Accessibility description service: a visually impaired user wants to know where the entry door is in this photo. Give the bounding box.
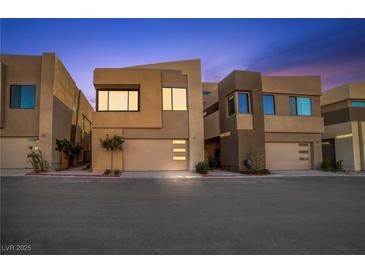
[322,138,336,166]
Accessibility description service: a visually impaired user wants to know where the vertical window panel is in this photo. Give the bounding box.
[128,91,139,111]
[20,85,36,108]
[10,85,21,108]
[172,88,187,110]
[109,90,128,110]
[98,90,108,111]
[289,96,297,115]
[238,93,249,113]
[297,97,312,116]
[263,95,275,115]
[163,88,172,110]
[227,95,235,116]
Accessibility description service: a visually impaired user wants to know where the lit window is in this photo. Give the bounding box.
[289,96,312,116]
[351,101,365,107]
[173,148,186,152]
[227,95,235,116]
[263,95,275,115]
[238,93,249,114]
[173,140,186,144]
[162,88,187,111]
[173,156,186,161]
[97,90,139,111]
[10,85,36,109]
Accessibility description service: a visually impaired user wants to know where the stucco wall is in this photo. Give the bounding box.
[132,60,204,171]
[92,128,124,172]
[0,54,42,137]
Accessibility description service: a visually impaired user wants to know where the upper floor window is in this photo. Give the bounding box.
[97,90,139,111]
[263,95,275,115]
[351,101,365,107]
[227,94,235,116]
[162,88,187,111]
[289,96,312,116]
[203,91,212,96]
[10,85,36,109]
[238,92,249,114]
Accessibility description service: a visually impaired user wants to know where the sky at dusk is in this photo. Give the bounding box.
[1,18,365,107]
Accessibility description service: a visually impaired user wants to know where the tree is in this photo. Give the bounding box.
[100,135,124,171]
[55,138,70,170]
[55,138,82,169]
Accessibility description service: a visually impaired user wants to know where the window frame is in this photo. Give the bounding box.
[9,85,36,109]
[96,89,140,112]
[262,94,276,115]
[162,87,188,111]
[289,96,312,116]
[351,101,365,107]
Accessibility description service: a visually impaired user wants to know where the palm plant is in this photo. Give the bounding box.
[100,135,124,171]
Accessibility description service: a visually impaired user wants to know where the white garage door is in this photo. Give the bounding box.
[265,142,311,170]
[123,139,188,171]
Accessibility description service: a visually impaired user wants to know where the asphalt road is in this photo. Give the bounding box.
[1,175,365,254]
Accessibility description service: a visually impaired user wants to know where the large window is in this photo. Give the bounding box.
[289,96,312,116]
[10,85,36,109]
[238,93,249,114]
[227,94,235,116]
[162,88,187,111]
[351,101,365,107]
[263,95,275,115]
[97,90,139,111]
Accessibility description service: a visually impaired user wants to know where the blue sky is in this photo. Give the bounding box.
[1,18,365,106]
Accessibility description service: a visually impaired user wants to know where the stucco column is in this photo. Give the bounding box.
[38,53,56,169]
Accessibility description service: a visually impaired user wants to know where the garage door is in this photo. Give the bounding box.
[123,139,188,171]
[265,143,311,170]
[0,137,35,168]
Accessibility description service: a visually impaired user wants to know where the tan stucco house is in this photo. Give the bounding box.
[203,71,324,171]
[91,59,204,172]
[0,53,93,170]
[321,82,365,171]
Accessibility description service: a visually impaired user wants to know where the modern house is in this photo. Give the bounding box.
[91,59,204,172]
[321,83,365,171]
[203,71,324,171]
[0,53,93,170]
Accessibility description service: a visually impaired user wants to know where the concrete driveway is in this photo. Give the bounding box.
[1,175,365,254]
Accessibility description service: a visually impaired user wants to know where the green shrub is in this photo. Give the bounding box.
[335,160,344,171]
[320,159,332,171]
[195,161,209,174]
[240,168,270,175]
[104,169,111,175]
[114,169,121,176]
[27,149,49,173]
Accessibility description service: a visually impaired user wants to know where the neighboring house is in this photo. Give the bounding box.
[321,83,365,171]
[0,53,93,169]
[91,59,204,172]
[203,70,324,171]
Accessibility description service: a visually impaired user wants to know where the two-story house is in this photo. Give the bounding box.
[321,83,365,171]
[0,53,93,170]
[91,59,204,172]
[203,70,324,171]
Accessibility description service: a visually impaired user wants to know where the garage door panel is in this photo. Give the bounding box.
[123,139,187,171]
[265,142,311,170]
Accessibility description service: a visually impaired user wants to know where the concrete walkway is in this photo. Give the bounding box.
[2,168,363,178]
